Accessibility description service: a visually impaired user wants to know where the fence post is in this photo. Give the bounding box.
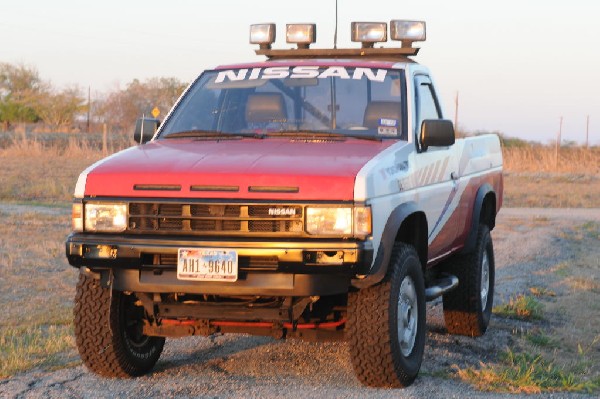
[555,116,562,170]
[103,123,108,156]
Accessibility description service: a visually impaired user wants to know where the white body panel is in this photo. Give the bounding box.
[355,61,502,269]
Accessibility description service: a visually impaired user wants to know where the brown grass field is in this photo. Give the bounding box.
[502,146,600,208]
[1,134,599,208]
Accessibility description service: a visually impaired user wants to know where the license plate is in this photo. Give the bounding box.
[177,248,238,282]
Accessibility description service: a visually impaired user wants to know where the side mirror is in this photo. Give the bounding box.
[134,117,160,144]
[420,119,455,151]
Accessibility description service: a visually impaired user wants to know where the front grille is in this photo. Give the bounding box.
[151,253,279,271]
[128,202,304,237]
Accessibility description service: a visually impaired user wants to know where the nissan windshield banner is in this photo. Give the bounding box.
[215,67,388,83]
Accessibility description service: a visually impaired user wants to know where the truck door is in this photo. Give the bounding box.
[413,75,459,263]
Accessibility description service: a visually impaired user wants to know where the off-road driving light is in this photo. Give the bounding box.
[390,20,426,46]
[286,24,316,49]
[84,202,127,232]
[250,23,276,50]
[351,22,387,48]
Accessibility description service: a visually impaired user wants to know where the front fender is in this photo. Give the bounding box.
[352,201,421,288]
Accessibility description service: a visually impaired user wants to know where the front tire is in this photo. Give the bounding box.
[443,224,495,336]
[348,243,426,387]
[73,273,165,377]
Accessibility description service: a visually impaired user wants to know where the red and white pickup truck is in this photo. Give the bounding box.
[66,21,503,387]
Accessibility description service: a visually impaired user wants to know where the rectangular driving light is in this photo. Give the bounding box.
[390,20,426,47]
[351,22,387,48]
[250,23,276,49]
[286,24,316,49]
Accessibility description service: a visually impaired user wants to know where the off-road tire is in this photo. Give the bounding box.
[348,243,426,387]
[443,224,495,336]
[73,273,165,377]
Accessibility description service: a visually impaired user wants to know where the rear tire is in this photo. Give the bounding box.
[348,243,426,387]
[74,273,165,377]
[443,224,495,336]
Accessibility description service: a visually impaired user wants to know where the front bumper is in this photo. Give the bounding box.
[65,233,373,296]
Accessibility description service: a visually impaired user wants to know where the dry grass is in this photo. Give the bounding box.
[457,221,600,394]
[1,132,600,208]
[0,209,80,376]
[503,146,600,174]
[502,146,600,208]
[455,350,599,394]
[503,173,600,208]
[0,324,78,378]
[0,134,126,204]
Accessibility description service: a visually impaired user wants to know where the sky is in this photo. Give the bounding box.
[2,0,599,145]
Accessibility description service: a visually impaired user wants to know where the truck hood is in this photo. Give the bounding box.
[80,138,395,201]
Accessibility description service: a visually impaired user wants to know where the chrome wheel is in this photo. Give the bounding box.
[480,251,490,308]
[398,275,418,357]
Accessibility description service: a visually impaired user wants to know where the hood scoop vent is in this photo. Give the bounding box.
[248,186,299,193]
[134,184,181,191]
[191,185,240,192]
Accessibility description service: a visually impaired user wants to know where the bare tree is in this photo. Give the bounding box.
[31,85,86,130]
[96,77,187,133]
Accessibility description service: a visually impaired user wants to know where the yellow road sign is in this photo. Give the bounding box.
[151,107,160,118]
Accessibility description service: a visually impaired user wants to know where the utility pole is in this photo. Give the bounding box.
[87,86,91,134]
[454,91,459,135]
[586,115,590,149]
[555,116,562,169]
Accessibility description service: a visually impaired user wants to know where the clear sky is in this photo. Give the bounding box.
[2,0,599,144]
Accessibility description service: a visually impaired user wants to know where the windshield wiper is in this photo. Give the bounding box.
[163,130,265,139]
[267,131,382,141]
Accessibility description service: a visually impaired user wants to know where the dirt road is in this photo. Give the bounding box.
[1,207,599,398]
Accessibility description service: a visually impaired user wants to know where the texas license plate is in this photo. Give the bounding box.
[177,248,238,282]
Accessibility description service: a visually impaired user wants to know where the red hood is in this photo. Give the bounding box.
[84,138,394,201]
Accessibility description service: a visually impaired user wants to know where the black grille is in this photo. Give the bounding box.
[128,202,304,236]
[151,253,278,271]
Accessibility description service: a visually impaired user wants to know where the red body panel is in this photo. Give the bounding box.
[215,60,401,70]
[428,170,504,265]
[84,138,394,201]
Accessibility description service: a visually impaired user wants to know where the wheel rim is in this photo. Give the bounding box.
[397,275,418,357]
[481,251,490,309]
[122,297,152,352]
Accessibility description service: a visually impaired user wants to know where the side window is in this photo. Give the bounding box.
[415,75,441,131]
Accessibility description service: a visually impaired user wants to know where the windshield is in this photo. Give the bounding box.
[159,66,406,140]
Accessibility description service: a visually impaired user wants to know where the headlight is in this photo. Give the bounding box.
[84,202,127,232]
[306,206,371,237]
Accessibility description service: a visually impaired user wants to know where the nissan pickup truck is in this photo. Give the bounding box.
[66,20,503,387]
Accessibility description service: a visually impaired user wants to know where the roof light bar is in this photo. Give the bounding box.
[250,23,276,50]
[286,24,316,49]
[351,22,387,48]
[390,20,426,47]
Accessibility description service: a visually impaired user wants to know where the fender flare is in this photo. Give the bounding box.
[352,201,421,288]
[461,183,495,254]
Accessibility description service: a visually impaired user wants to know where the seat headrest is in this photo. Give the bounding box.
[363,101,401,129]
[245,93,287,123]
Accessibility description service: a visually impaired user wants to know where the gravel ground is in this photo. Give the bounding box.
[1,206,599,398]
